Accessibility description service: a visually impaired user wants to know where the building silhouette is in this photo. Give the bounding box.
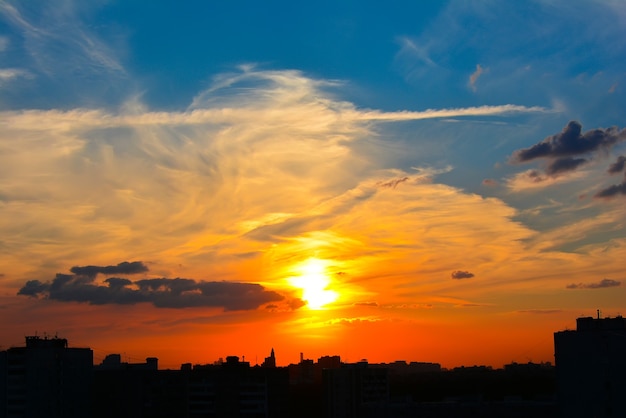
[0,335,560,418]
[0,336,92,418]
[554,315,626,418]
[262,348,276,368]
[92,354,187,418]
[187,355,289,418]
[323,361,389,418]
[92,353,289,418]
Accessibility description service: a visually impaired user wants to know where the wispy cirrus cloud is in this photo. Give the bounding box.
[0,1,124,76]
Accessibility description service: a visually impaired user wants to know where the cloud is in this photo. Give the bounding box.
[517,309,563,315]
[607,155,626,174]
[354,301,379,307]
[70,261,149,278]
[593,155,626,199]
[354,104,547,122]
[17,265,284,311]
[0,68,30,84]
[0,66,581,314]
[468,64,485,92]
[594,179,626,199]
[377,177,409,189]
[511,121,625,163]
[507,121,626,196]
[482,178,498,187]
[451,270,474,280]
[566,278,621,289]
[506,168,587,192]
[17,279,49,296]
[0,1,125,75]
[545,157,588,175]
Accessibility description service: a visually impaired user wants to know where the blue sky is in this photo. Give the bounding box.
[1,0,626,366]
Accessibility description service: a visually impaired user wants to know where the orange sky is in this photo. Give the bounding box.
[2,69,626,368]
[2,3,626,368]
[2,83,624,367]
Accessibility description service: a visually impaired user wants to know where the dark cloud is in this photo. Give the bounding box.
[18,268,284,311]
[104,277,133,289]
[511,121,625,163]
[608,155,626,174]
[70,261,148,278]
[451,270,474,280]
[545,157,588,175]
[482,178,498,187]
[510,122,626,197]
[17,280,50,296]
[566,278,621,289]
[594,156,626,199]
[594,178,626,199]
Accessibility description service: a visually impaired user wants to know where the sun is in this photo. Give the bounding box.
[289,258,338,310]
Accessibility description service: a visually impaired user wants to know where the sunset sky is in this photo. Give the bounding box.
[1,0,625,369]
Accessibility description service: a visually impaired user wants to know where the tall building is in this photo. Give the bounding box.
[0,336,93,418]
[554,315,626,418]
[262,348,276,368]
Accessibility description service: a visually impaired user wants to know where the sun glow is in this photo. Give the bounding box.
[289,258,338,310]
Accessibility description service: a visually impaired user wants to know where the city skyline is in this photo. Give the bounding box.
[1,0,626,369]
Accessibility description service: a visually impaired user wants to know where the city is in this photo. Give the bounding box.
[2,315,625,418]
[1,2,625,417]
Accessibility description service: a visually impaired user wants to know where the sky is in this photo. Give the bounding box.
[1,0,625,369]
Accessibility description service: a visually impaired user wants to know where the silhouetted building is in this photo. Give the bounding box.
[317,356,341,371]
[554,315,626,418]
[323,361,389,418]
[370,360,441,375]
[188,355,289,418]
[0,336,92,418]
[262,348,276,368]
[288,358,315,385]
[92,354,186,418]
